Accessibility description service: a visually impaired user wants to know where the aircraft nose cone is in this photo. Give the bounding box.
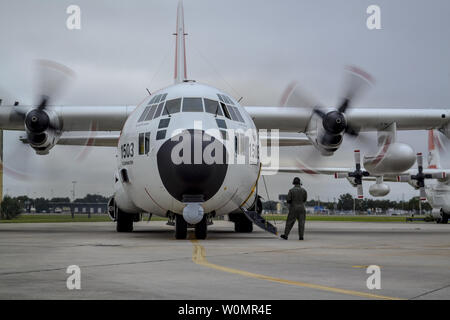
[157,129,228,202]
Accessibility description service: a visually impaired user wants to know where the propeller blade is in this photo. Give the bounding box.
[334,172,349,179]
[345,125,360,137]
[419,187,427,201]
[34,59,75,108]
[357,184,364,199]
[416,153,423,171]
[430,172,446,179]
[397,175,412,183]
[279,81,321,109]
[338,66,374,113]
[313,108,326,118]
[354,149,361,170]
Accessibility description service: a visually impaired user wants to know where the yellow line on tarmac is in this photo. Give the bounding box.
[191,240,403,300]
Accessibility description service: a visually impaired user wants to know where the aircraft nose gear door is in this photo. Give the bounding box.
[241,208,278,236]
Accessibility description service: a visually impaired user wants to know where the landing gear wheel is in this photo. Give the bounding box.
[234,215,253,233]
[195,216,207,240]
[175,214,187,239]
[116,210,133,232]
[442,212,449,224]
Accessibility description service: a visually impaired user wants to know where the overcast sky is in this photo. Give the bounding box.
[0,0,449,202]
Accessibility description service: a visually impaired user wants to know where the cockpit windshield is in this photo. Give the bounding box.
[137,94,245,123]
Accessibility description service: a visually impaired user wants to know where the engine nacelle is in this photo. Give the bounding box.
[363,142,415,175]
[22,109,61,155]
[25,129,61,155]
[306,114,344,156]
[369,182,391,197]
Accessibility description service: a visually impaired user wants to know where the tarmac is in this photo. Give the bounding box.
[0,220,449,300]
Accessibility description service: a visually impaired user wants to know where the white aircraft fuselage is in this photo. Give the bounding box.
[116,82,260,219]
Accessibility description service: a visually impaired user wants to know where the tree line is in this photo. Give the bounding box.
[262,193,432,213]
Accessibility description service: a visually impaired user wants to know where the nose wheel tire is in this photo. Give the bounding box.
[116,210,133,232]
[175,214,188,239]
[195,216,207,240]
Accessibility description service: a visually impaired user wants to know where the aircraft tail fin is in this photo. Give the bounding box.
[428,129,442,169]
[174,0,187,83]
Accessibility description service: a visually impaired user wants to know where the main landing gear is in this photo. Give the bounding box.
[116,210,140,232]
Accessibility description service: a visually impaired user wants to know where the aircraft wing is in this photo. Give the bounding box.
[18,131,121,147]
[2,105,448,133]
[0,105,136,131]
[262,166,349,176]
[57,132,120,147]
[260,134,311,147]
[244,106,450,132]
[264,166,402,182]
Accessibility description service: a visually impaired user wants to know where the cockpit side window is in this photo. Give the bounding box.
[149,94,161,104]
[231,106,245,123]
[224,95,234,105]
[227,105,238,121]
[162,98,181,116]
[144,105,157,121]
[204,99,223,116]
[154,102,165,119]
[138,106,151,122]
[220,102,231,119]
[217,93,243,122]
[182,98,203,112]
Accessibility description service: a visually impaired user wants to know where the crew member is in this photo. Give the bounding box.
[281,177,307,240]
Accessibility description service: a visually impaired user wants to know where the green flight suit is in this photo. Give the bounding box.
[284,185,307,239]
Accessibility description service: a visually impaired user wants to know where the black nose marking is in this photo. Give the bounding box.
[157,129,228,202]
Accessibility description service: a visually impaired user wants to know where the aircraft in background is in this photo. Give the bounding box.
[416,130,449,223]
[1,0,449,239]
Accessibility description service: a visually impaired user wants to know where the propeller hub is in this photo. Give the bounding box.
[323,111,347,134]
[25,109,50,133]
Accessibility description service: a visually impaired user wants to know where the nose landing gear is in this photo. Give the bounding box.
[194,215,207,240]
[174,213,209,240]
[175,214,188,239]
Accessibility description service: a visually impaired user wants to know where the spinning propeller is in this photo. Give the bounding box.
[335,150,370,199]
[397,153,445,201]
[13,60,75,145]
[281,66,374,147]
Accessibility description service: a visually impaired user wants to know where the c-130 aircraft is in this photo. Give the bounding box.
[1,0,449,239]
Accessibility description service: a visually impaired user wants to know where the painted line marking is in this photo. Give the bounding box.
[191,240,403,300]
